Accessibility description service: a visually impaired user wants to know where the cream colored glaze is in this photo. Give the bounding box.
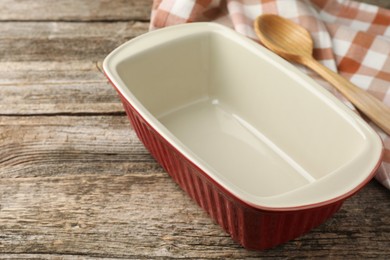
[160,98,311,197]
[103,23,383,208]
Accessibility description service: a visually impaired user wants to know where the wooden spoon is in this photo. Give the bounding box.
[254,14,390,135]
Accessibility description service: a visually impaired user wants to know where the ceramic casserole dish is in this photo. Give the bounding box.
[103,23,383,250]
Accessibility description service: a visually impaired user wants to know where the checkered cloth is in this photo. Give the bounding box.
[150,0,390,190]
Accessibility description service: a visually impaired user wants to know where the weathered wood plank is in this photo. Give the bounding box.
[0,22,149,62]
[0,61,104,84]
[0,169,388,257]
[0,116,389,258]
[0,116,159,177]
[0,61,125,115]
[0,255,104,259]
[0,21,148,39]
[0,0,152,21]
[0,0,389,258]
[0,82,123,115]
[0,23,147,113]
[0,22,148,114]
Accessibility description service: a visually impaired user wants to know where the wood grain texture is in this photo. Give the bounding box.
[0,22,149,61]
[1,0,390,258]
[0,116,389,258]
[0,176,387,259]
[0,0,152,21]
[0,62,124,115]
[0,116,155,177]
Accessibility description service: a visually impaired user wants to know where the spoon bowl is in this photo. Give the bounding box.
[254,14,390,136]
[255,14,313,63]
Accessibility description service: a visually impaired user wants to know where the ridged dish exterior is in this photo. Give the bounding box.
[118,94,344,250]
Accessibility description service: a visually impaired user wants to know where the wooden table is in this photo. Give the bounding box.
[1,0,389,258]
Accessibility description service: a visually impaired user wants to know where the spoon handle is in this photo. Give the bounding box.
[304,57,390,135]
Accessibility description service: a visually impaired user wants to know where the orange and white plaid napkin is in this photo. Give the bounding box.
[150,0,390,190]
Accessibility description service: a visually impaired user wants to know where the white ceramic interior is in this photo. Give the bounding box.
[103,23,383,208]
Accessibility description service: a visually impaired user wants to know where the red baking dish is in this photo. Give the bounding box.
[103,23,383,250]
